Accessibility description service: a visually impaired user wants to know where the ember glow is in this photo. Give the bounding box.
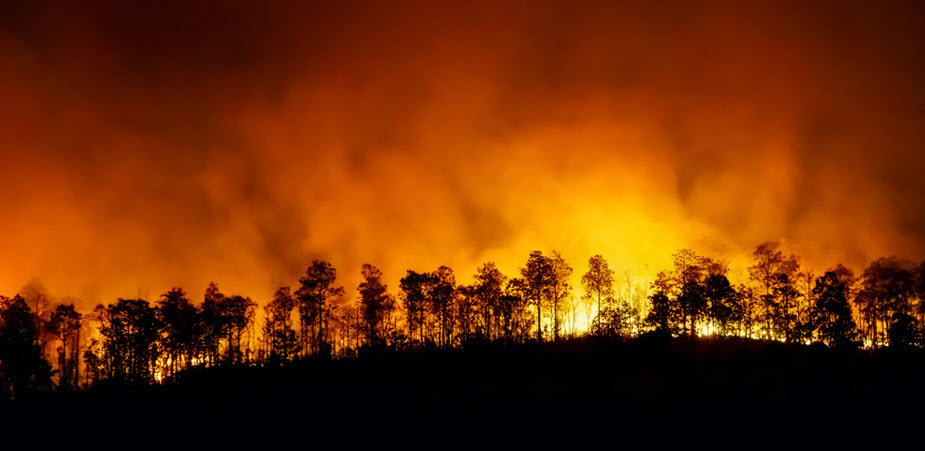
[1,1,924,307]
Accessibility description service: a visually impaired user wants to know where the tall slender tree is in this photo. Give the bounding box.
[582,255,615,335]
[521,251,555,342]
[400,270,430,346]
[201,282,225,366]
[48,303,82,389]
[217,295,256,364]
[431,266,456,348]
[549,252,572,341]
[502,277,531,342]
[157,288,198,378]
[749,242,799,340]
[771,273,803,342]
[19,280,53,363]
[474,262,506,340]
[704,274,737,336]
[263,286,298,363]
[296,260,345,357]
[358,264,391,347]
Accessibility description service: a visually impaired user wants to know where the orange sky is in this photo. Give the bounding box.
[1,1,924,309]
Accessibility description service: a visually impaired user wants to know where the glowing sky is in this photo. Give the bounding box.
[1,1,924,307]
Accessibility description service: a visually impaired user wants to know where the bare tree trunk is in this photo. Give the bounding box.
[553,295,558,341]
[74,327,80,389]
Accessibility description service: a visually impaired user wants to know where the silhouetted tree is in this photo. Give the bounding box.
[811,271,857,348]
[87,303,110,378]
[358,264,391,347]
[501,278,532,342]
[888,313,919,349]
[595,300,637,338]
[263,286,299,364]
[19,280,52,363]
[548,252,572,341]
[619,269,648,337]
[455,284,477,343]
[0,295,51,398]
[297,261,345,357]
[400,270,431,346]
[101,299,161,385]
[82,338,103,387]
[665,249,725,337]
[796,269,816,340]
[157,288,198,378]
[333,306,360,358]
[582,255,615,335]
[704,274,738,336]
[48,303,81,389]
[856,257,915,347]
[201,282,225,366]
[678,279,707,337]
[736,284,757,338]
[749,242,799,340]
[473,262,506,340]
[645,291,679,335]
[431,266,456,348]
[217,295,257,364]
[521,251,555,342]
[771,273,803,342]
[672,250,701,336]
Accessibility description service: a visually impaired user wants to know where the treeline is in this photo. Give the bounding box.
[2,240,925,399]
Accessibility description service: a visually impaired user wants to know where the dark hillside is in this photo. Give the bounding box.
[4,336,922,443]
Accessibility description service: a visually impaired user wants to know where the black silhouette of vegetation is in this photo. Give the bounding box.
[3,245,925,440]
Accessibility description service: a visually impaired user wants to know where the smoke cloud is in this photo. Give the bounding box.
[1,0,924,307]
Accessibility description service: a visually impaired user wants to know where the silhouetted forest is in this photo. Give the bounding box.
[3,241,925,438]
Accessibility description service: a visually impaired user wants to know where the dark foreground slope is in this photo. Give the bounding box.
[3,335,923,444]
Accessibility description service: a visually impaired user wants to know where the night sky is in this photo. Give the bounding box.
[2,0,924,307]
